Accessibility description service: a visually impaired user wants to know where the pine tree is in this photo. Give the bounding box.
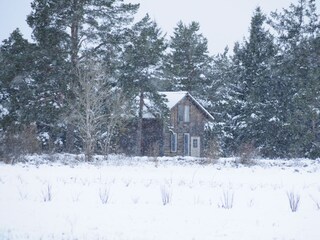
[0,29,42,156]
[228,8,277,156]
[0,29,37,129]
[26,0,139,152]
[27,0,139,67]
[203,48,238,156]
[269,0,320,157]
[165,21,210,94]
[119,14,167,156]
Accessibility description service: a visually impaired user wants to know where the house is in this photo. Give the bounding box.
[118,91,214,157]
[160,91,214,157]
[140,91,214,157]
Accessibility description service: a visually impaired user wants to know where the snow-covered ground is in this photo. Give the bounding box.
[0,155,320,240]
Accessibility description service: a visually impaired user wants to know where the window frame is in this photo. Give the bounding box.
[183,133,190,156]
[170,132,177,153]
[184,105,190,122]
[178,104,190,123]
[178,105,184,122]
[193,138,198,148]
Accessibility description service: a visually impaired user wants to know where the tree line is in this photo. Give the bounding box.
[0,0,319,161]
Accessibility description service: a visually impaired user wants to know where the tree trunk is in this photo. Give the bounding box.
[85,138,93,162]
[65,123,75,153]
[66,0,80,153]
[136,91,144,156]
[71,0,80,69]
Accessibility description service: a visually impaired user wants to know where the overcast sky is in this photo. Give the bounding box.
[0,0,318,54]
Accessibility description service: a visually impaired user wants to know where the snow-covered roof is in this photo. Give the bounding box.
[140,91,214,121]
[159,91,214,121]
[159,91,188,109]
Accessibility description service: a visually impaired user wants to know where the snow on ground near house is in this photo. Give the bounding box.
[0,155,320,240]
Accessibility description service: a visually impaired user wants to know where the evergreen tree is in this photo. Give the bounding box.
[25,0,139,152]
[27,0,139,67]
[0,29,42,156]
[165,21,210,94]
[231,7,277,156]
[269,0,320,157]
[203,48,238,156]
[119,14,167,156]
[0,29,37,129]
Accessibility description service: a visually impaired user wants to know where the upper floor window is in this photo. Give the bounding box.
[178,105,190,123]
[184,105,190,122]
[178,105,184,122]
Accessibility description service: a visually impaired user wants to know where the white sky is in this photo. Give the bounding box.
[0,0,318,54]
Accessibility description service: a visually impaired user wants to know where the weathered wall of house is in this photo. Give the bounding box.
[119,95,212,157]
[163,96,208,157]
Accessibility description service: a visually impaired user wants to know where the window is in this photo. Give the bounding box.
[184,105,190,122]
[178,105,190,122]
[178,105,184,122]
[193,138,198,148]
[184,133,190,156]
[170,132,177,152]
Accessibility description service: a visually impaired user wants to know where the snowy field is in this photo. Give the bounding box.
[1,155,320,240]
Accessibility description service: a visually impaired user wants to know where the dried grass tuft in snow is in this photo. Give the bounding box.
[18,187,28,200]
[219,190,234,209]
[99,185,110,204]
[42,184,53,202]
[310,195,320,210]
[287,191,300,212]
[160,185,172,206]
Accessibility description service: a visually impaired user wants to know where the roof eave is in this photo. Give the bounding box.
[186,93,215,121]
